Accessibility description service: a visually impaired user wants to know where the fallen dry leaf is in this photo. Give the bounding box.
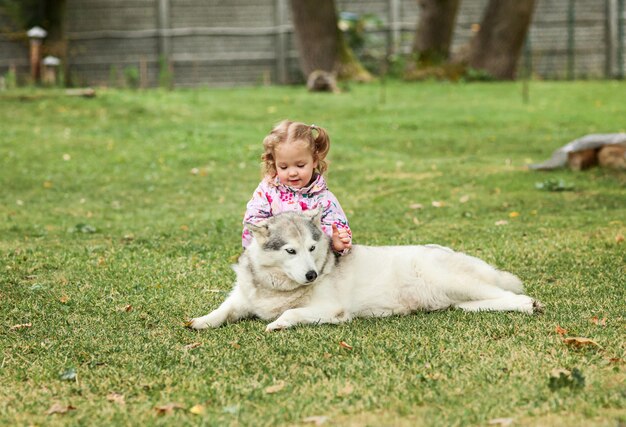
[555,325,568,336]
[431,201,445,208]
[616,234,624,243]
[459,195,470,203]
[229,341,241,349]
[106,392,125,405]
[59,295,70,304]
[337,382,354,397]
[339,341,353,350]
[563,337,601,349]
[409,203,423,210]
[154,403,185,415]
[9,323,32,331]
[508,211,520,218]
[495,220,508,226]
[45,403,76,415]
[189,404,206,415]
[265,380,286,394]
[590,316,607,326]
[303,415,329,425]
[184,342,202,350]
[488,418,514,426]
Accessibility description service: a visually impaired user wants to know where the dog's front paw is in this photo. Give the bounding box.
[265,320,291,332]
[186,314,222,330]
[532,300,545,314]
[185,317,208,330]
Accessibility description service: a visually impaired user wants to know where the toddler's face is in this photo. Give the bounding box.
[274,140,318,189]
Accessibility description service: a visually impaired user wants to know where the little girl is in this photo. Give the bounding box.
[242,120,352,254]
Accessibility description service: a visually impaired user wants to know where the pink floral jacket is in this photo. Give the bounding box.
[242,174,352,254]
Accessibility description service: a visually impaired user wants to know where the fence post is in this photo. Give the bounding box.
[567,0,575,79]
[388,0,401,54]
[274,0,288,84]
[618,0,625,78]
[157,0,172,83]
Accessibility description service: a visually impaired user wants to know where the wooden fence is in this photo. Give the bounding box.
[0,0,624,87]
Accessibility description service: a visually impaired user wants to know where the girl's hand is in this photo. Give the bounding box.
[331,224,352,252]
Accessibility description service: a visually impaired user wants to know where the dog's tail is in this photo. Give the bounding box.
[495,270,524,294]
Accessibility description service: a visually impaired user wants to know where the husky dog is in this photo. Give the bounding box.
[189,209,543,331]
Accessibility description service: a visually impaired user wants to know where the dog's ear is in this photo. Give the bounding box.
[303,205,324,226]
[245,220,270,241]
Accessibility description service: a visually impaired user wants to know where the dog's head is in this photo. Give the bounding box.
[245,207,331,286]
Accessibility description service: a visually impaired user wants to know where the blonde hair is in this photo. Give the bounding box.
[261,120,331,177]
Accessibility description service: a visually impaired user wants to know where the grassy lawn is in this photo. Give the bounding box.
[1,80,625,426]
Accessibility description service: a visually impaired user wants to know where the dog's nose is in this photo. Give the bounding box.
[305,270,318,282]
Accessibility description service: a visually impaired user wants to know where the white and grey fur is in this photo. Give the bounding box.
[189,209,543,331]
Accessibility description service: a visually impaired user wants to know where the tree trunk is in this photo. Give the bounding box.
[411,0,461,66]
[289,0,339,76]
[463,0,537,80]
[289,0,372,83]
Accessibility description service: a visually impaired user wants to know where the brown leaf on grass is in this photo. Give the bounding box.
[264,380,286,394]
[9,323,32,331]
[59,295,70,304]
[608,357,624,364]
[616,234,624,243]
[339,341,353,350]
[229,341,241,349]
[45,403,76,415]
[154,403,185,415]
[563,337,601,349]
[184,342,202,350]
[106,392,125,405]
[495,220,508,226]
[189,404,206,415]
[459,195,470,203]
[337,382,354,397]
[303,415,329,425]
[488,418,514,426]
[590,316,607,326]
[409,203,423,210]
[431,201,445,208]
[555,325,568,336]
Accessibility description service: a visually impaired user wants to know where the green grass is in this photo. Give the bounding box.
[1,81,625,426]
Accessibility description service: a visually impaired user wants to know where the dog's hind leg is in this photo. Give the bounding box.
[455,293,543,314]
[265,305,349,331]
[188,289,250,329]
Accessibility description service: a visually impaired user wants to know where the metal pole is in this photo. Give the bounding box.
[618,0,625,78]
[388,0,400,55]
[157,0,171,65]
[567,0,575,80]
[522,34,532,104]
[275,0,288,84]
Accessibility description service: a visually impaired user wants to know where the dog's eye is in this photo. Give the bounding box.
[285,248,296,255]
[309,245,316,252]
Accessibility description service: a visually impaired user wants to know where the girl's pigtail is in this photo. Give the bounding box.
[311,124,330,174]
